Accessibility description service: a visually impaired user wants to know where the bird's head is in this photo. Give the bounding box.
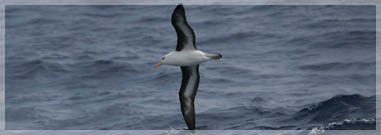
[154,52,173,68]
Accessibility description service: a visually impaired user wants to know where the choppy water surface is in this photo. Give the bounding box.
[5,5,376,130]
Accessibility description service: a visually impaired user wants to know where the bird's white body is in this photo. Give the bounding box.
[163,50,210,66]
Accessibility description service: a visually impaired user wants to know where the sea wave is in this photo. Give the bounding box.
[291,94,375,129]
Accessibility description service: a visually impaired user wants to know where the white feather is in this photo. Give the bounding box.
[162,50,211,66]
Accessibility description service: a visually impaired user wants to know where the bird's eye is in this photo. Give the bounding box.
[162,57,165,60]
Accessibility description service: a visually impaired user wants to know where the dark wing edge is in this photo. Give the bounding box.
[172,4,196,51]
[179,65,199,130]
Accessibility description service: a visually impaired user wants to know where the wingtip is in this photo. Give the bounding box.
[173,3,185,17]
[175,3,184,11]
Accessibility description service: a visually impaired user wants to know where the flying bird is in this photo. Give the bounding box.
[154,4,222,130]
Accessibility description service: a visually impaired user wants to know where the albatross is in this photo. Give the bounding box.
[154,4,222,130]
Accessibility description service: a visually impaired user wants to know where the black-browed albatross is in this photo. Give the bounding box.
[154,4,222,130]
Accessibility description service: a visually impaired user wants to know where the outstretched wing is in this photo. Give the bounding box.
[179,65,199,130]
[172,4,196,51]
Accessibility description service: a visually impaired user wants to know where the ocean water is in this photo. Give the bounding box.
[5,5,376,130]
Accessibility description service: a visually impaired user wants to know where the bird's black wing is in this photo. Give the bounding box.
[172,4,196,51]
[179,65,199,130]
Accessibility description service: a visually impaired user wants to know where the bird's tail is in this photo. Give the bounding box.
[206,53,222,60]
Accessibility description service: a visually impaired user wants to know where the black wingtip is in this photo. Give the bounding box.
[174,4,184,14]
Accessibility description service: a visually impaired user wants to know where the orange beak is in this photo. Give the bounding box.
[154,60,162,68]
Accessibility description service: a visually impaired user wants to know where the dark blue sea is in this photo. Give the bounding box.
[5,5,376,130]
